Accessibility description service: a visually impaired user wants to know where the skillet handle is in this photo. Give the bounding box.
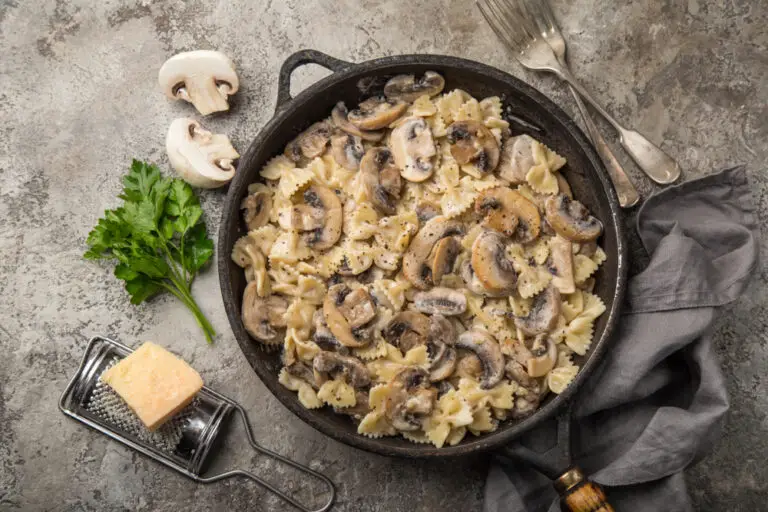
[276,49,354,112]
[555,467,614,512]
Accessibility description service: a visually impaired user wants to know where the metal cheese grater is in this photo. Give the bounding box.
[59,336,335,512]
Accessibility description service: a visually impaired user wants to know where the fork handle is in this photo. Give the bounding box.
[555,67,680,185]
[568,86,639,207]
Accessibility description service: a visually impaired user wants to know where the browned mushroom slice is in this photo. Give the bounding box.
[348,96,408,131]
[323,284,371,348]
[476,187,541,243]
[513,285,561,335]
[284,120,332,162]
[335,390,371,418]
[459,260,505,298]
[313,350,371,388]
[312,310,350,355]
[427,315,458,382]
[331,102,385,142]
[241,283,288,343]
[384,71,445,103]
[336,288,377,328]
[240,190,272,230]
[385,367,437,431]
[360,147,402,215]
[302,184,343,251]
[548,235,575,294]
[382,311,431,353]
[456,329,505,389]
[402,216,465,289]
[446,120,500,174]
[544,194,603,242]
[285,361,320,389]
[390,117,436,182]
[556,174,573,198]
[277,204,325,231]
[413,287,467,316]
[416,201,441,223]
[471,230,518,294]
[330,132,365,170]
[429,236,461,285]
[526,335,558,378]
[496,135,535,184]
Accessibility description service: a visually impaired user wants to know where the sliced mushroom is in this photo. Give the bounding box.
[403,216,465,289]
[240,190,271,230]
[548,235,575,294]
[496,135,535,184]
[323,284,372,348]
[474,187,541,242]
[382,311,430,353]
[459,260,505,297]
[277,204,325,231]
[335,391,371,418]
[471,230,518,294]
[313,351,371,388]
[446,120,500,174]
[330,133,365,170]
[331,102,385,142]
[513,285,561,335]
[383,71,445,103]
[544,194,603,242]
[241,283,288,343]
[359,147,402,215]
[284,121,332,162]
[166,118,239,189]
[158,50,238,115]
[413,287,467,316]
[390,117,436,182]
[505,359,545,419]
[285,361,320,389]
[526,335,558,378]
[348,96,408,131]
[336,288,377,328]
[312,310,350,355]
[385,367,437,431]
[556,174,573,198]
[416,201,441,223]
[455,351,484,380]
[428,315,458,382]
[456,329,505,389]
[429,236,461,285]
[301,184,343,251]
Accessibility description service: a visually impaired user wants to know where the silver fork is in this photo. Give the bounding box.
[478,0,681,186]
[522,0,639,207]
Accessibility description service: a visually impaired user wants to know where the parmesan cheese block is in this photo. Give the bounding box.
[101,342,203,431]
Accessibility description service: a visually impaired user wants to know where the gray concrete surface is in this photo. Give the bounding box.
[1,0,766,510]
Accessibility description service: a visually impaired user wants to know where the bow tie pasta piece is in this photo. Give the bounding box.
[279,368,323,410]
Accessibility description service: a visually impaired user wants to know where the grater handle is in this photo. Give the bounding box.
[198,404,335,512]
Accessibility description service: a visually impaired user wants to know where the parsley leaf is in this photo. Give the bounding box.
[85,160,216,343]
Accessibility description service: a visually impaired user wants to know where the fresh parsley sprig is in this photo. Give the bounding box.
[85,160,216,343]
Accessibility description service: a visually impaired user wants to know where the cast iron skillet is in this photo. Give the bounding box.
[219,50,627,459]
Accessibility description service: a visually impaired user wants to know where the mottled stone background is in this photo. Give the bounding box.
[1,0,765,510]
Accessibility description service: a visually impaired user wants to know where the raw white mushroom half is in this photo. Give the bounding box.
[158,50,239,115]
[166,118,239,189]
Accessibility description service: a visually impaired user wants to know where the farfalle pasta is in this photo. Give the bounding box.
[236,72,609,447]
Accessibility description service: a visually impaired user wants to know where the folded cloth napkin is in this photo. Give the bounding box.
[484,166,760,512]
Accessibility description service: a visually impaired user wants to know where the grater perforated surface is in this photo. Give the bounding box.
[84,357,195,454]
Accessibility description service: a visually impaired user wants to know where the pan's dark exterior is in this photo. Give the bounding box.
[219,50,627,458]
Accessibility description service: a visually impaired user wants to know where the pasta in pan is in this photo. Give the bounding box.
[232,71,608,447]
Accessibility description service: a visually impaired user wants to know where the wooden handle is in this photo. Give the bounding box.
[555,467,614,512]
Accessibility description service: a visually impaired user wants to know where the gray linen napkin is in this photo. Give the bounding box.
[484,166,760,512]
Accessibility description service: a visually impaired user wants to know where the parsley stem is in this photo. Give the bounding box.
[160,280,215,343]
